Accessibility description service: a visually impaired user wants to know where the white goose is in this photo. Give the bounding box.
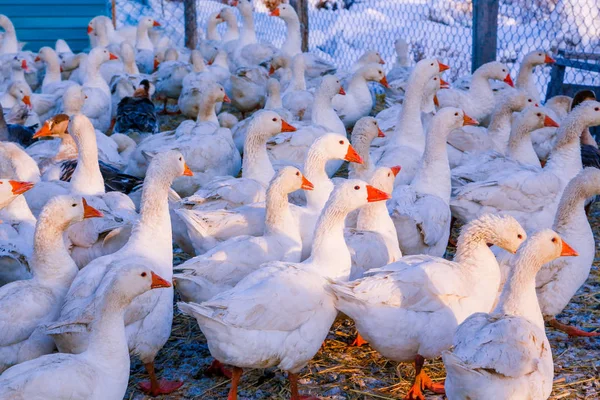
[36,47,77,97]
[0,15,18,55]
[174,166,313,303]
[347,116,385,181]
[135,16,161,74]
[0,264,171,400]
[346,165,402,279]
[329,214,526,400]
[0,179,33,210]
[436,61,514,123]
[451,106,558,187]
[181,111,296,212]
[372,58,449,186]
[390,108,477,257]
[281,54,314,121]
[443,230,576,400]
[495,168,600,337]
[178,180,390,400]
[81,48,118,131]
[450,100,600,231]
[0,195,102,373]
[46,150,191,396]
[332,62,389,128]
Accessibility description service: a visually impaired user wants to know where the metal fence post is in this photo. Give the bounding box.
[472,0,499,72]
[290,0,309,52]
[184,0,198,50]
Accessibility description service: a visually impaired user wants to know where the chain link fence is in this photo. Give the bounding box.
[113,0,600,99]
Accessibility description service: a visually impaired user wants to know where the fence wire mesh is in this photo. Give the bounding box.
[113,0,600,100]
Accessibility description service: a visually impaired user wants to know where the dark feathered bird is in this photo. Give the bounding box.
[114,79,159,135]
[0,108,37,147]
[59,159,143,194]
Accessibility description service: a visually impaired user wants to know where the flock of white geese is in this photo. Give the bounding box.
[0,1,598,399]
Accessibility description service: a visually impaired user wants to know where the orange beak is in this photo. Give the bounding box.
[82,198,104,218]
[543,115,559,128]
[390,165,401,177]
[379,76,389,88]
[22,95,32,107]
[9,180,34,195]
[366,185,391,202]
[270,8,280,17]
[281,119,296,132]
[183,163,194,176]
[378,128,385,138]
[207,59,214,66]
[560,239,578,257]
[60,66,64,72]
[21,59,28,71]
[222,93,231,103]
[109,53,118,60]
[338,87,346,95]
[216,12,222,19]
[33,122,53,139]
[153,20,161,27]
[544,54,556,64]
[153,58,160,70]
[151,271,172,289]
[439,78,450,89]
[438,61,450,72]
[463,113,478,126]
[301,175,314,191]
[87,25,93,34]
[344,144,364,164]
[35,55,41,62]
[379,57,385,65]
[433,94,439,107]
[504,74,514,87]
[269,65,275,75]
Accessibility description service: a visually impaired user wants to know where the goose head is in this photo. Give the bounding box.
[466,214,526,254]
[7,81,31,108]
[249,110,296,140]
[330,179,391,213]
[138,16,161,31]
[318,74,345,98]
[87,15,112,35]
[523,50,555,67]
[357,50,385,66]
[359,63,388,87]
[146,149,193,179]
[477,61,513,87]
[11,54,29,72]
[59,53,82,72]
[0,179,34,202]
[120,41,136,64]
[203,82,231,105]
[218,7,237,25]
[40,195,104,229]
[274,166,314,193]
[63,85,87,116]
[35,47,60,67]
[189,49,206,72]
[432,107,478,139]
[411,58,449,87]
[369,165,400,194]
[516,229,578,274]
[0,15,15,32]
[88,47,118,69]
[428,75,448,109]
[102,263,171,309]
[236,0,254,15]
[352,116,384,144]
[209,10,224,24]
[266,78,282,99]
[516,106,559,133]
[313,133,363,164]
[164,47,179,62]
[33,114,70,139]
[269,53,291,75]
[270,3,299,22]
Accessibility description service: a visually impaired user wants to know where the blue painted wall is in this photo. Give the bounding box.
[0,0,108,52]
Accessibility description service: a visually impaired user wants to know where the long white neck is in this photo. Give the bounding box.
[469,69,495,101]
[303,148,334,210]
[311,87,344,134]
[207,19,221,41]
[494,246,545,329]
[122,51,139,75]
[488,103,518,153]
[553,173,597,235]
[71,130,105,195]
[0,22,18,54]
[289,63,306,91]
[239,8,257,44]
[265,87,283,109]
[124,165,174,275]
[393,72,427,149]
[42,53,62,87]
[264,182,297,240]
[30,213,78,285]
[545,114,586,181]
[356,200,399,250]
[507,122,541,167]
[196,95,219,124]
[222,18,239,42]
[454,220,503,281]
[348,133,373,179]
[84,56,109,96]
[0,195,36,229]
[411,121,452,201]
[11,66,25,82]
[305,200,352,280]
[242,128,275,186]
[136,24,153,51]
[282,16,302,57]
[516,60,535,91]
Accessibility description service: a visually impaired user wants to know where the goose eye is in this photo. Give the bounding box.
[178,157,182,161]
[518,234,523,239]
[537,113,541,117]
[272,118,277,122]
[354,185,360,190]
[141,272,147,277]
[595,107,600,111]
[454,112,459,116]
[434,77,438,81]
[528,99,532,102]
[430,63,434,66]
[387,173,391,177]
[551,237,557,243]
[502,69,506,72]
[339,140,345,145]
[72,204,77,207]
[296,172,300,176]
